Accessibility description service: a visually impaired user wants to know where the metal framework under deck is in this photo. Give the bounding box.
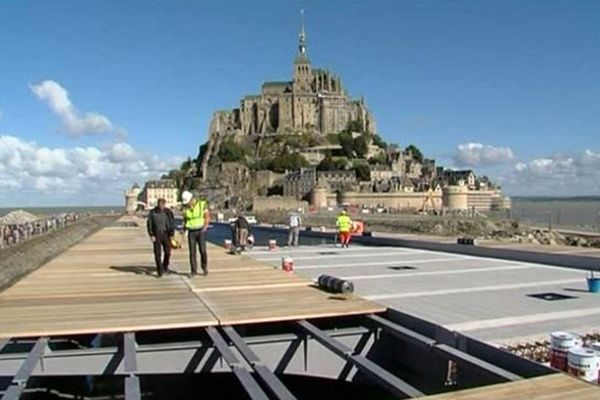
[0,310,552,400]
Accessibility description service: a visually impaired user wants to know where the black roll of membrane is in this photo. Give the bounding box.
[317,274,355,294]
[457,237,476,245]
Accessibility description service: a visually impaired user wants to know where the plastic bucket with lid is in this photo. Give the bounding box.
[281,256,294,272]
[268,239,277,251]
[567,347,599,382]
[550,331,581,371]
[587,277,600,293]
[591,343,600,383]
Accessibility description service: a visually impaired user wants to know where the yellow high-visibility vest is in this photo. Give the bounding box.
[184,200,207,230]
[336,214,352,233]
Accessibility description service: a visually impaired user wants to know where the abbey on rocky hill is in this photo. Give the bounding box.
[209,14,376,137]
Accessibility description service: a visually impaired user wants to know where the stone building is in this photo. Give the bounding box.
[141,179,178,209]
[439,169,477,188]
[283,168,357,201]
[317,170,357,192]
[369,165,394,181]
[283,168,317,200]
[202,15,376,152]
[234,19,376,136]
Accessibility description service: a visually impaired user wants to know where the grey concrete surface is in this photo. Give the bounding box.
[246,243,599,346]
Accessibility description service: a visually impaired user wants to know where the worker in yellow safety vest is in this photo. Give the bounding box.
[181,191,210,276]
[336,210,353,248]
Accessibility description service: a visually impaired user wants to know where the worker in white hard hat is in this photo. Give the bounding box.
[181,190,210,276]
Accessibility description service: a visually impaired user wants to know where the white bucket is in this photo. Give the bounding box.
[568,347,599,382]
[224,239,232,250]
[268,239,277,251]
[550,331,581,371]
[591,343,600,383]
[281,256,294,272]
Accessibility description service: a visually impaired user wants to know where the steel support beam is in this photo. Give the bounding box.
[366,315,436,347]
[222,326,297,400]
[435,344,522,381]
[123,332,140,400]
[296,320,424,398]
[364,315,522,382]
[0,339,9,355]
[205,327,269,400]
[1,337,47,400]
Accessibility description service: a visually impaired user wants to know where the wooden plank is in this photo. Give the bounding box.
[421,374,599,400]
[0,220,384,338]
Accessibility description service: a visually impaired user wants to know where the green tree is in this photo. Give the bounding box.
[268,152,308,173]
[353,136,369,159]
[368,153,387,165]
[353,164,371,181]
[326,133,340,145]
[219,139,247,163]
[338,131,354,158]
[372,134,388,149]
[346,120,363,133]
[180,157,193,171]
[317,155,348,171]
[317,155,336,171]
[405,144,424,163]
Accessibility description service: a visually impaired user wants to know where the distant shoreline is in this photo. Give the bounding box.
[511,196,600,202]
[0,206,123,218]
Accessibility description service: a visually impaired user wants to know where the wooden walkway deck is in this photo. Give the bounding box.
[422,373,598,400]
[0,217,384,338]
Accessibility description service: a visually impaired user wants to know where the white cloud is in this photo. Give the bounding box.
[30,80,123,137]
[454,143,515,166]
[0,134,181,205]
[503,150,600,195]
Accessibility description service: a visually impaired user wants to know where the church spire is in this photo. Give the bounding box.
[298,9,306,56]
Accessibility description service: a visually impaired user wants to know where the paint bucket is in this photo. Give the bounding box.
[587,276,600,293]
[281,256,294,272]
[550,331,581,371]
[568,347,599,382]
[224,239,232,250]
[268,239,277,251]
[592,343,600,384]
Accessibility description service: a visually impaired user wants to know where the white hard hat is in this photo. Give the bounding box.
[181,191,193,205]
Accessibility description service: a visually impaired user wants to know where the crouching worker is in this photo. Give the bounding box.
[234,213,250,254]
[147,198,175,277]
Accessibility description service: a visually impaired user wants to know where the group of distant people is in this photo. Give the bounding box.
[0,213,82,249]
[146,191,357,278]
[286,209,354,248]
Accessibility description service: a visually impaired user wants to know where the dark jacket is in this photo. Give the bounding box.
[147,207,175,237]
[235,216,250,231]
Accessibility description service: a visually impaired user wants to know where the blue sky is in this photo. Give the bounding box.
[0,0,599,205]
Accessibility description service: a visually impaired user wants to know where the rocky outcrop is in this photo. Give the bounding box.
[508,229,600,248]
[200,110,239,182]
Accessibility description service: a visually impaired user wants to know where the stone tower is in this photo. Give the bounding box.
[124,183,141,214]
[293,10,312,93]
[198,11,379,176]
